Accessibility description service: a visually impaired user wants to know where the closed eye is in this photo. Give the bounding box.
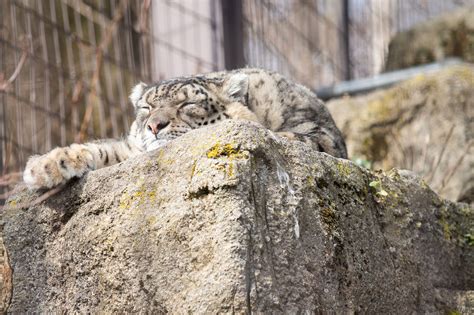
[179,102,196,109]
[179,102,208,118]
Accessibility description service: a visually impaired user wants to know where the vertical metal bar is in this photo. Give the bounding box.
[221,0,245,70]
[72,3,94,139]
[61,0,79,139]
[38,1,52,151]
[193,0,202,73]
[135,1,146,79]
[49,0,66,146]
[111,0,130,132]
[100,0,119,138]
[0,1,5,175]
[26,2,38,152]
[86,5,107,138]
[180,0,189,74]
[125,6,136,73]
[343,0,351,80]
[10,1,22,166]
[210,0,219,71]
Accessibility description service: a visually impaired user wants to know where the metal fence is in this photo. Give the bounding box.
[1,0,473,199]
[241,0,474,87]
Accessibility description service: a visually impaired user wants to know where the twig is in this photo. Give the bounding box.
[0,184,66,211]
[0,190,15,200]
[138,0,151,33]
[0,51,28,91]
[389,131,409,169]
[0,172,22,186]
[426,124,455,183]
[437,140,473,194]
[62,0,110,29]
[76,0,129,143]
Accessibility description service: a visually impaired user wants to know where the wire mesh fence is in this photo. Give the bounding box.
[1,0,473,200]
[0,0,223,199]
[0,0,151,175]
[242,0,474,87]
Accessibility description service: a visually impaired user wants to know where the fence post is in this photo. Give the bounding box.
[221,0,245,70]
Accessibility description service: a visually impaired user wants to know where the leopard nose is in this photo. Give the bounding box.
[147,120,170,135]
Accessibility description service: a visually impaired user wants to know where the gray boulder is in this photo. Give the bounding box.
[327,65,474,204]
[1,120,473,313]
[385,8,474,71]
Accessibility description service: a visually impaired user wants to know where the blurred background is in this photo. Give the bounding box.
[0,0,473,202]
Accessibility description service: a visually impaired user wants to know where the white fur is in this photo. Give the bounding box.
[23,168,35,187]
[224,73,248,100]
[129,82,147,106]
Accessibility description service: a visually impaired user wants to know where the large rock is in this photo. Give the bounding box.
[1,120,473,313]
[385,8,474,71]
[327,65,474,203]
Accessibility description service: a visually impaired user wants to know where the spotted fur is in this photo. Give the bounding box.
[24,68,347,189]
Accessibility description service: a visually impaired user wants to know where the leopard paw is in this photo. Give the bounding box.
[23,145,94,190]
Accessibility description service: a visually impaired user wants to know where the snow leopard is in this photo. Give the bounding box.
[23,68,347,189]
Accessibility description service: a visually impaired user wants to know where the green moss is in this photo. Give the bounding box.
[439,206,453,240]
[387,169,401,181]
[336,161,351,177]
[464,233,474,247]
[369,178,388,198]
[319,198,339,235]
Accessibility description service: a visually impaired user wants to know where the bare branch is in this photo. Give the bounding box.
[0,172,22,187]
[426,124,455,183]
[0,51,28,91]
[138,0,151,33]
[0,184,66,211]
[76,0,129,143]
[437,140,473,194]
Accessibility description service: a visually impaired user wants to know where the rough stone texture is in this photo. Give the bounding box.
[327,65,474,204]
[385,7,474,71]
[1,120,473,313]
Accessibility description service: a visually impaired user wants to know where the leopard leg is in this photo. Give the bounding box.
[23,137,142,190]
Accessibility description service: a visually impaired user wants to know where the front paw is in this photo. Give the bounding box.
[23,145,93,190]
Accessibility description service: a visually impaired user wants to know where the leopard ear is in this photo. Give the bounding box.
[129,82,147,107]
[223,73,248,101]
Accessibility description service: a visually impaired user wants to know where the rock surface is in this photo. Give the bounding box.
[327,65,474,203]
[1,120,473,313]
[385,8,474,71]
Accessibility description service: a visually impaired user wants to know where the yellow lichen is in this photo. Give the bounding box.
[147,216,157,226]
[227,162,235,178]
[206,142,248,179]
[190,160,197,178]
[119,180,158,210]
[119,191,132,209]
[306,175,315,188]
[206,142,247,160]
